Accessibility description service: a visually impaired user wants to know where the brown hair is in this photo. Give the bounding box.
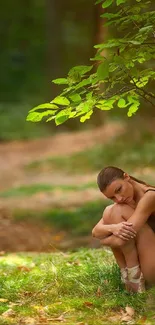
[97,166,149,192]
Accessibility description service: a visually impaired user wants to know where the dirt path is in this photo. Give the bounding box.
[0,121,125,252]
[0,121,124,191]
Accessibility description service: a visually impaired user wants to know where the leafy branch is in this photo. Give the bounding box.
[27,0,155,125]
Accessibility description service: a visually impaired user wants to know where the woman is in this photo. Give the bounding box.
[92,166,155,293]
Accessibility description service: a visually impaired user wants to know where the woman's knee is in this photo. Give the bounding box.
[111,203,135,223]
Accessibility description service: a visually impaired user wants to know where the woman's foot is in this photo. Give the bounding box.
[127,265,145,293]
[120,267,130,291]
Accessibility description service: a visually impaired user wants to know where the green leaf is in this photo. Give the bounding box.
[46,116,56,122]
[80,110,93,122]
[118,98,126,108]
[75,78,92,90]
[139,25,153,33]
[116,0,126,5]
[95,0,103,4]
[68,65,93,77]
[131,76,149,88]
[52,96,70,106]
[69,93,81,103]
[76,100,93,114]
[96,105,111,110]
[102,0,113,8]
[69,111,77,118]
[97,99,115,109]
[101,13,120,19]
[55,108,71,125]
[55,115,69,125]
[97,61,109,80]
[27,110,56,122]
[56,108,72,118]
[52,78,68,85]
[29,103,58,113]
[127,103,139,117]
[86,92,93,100]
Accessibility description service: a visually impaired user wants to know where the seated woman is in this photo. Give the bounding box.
[92,166,155,293]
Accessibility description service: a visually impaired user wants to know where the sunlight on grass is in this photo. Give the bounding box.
[0,249,154,324]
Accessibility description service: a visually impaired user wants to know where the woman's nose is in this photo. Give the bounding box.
[116,196,124,203]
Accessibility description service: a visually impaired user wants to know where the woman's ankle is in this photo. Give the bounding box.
[127,265,145,293]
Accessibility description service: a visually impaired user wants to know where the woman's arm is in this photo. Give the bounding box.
[92,206,114,239]
[100,234,126,247]
[92,205,135,240]
[128,192,155,232]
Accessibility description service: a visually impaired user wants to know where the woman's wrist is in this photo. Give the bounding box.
[106,224,115,234]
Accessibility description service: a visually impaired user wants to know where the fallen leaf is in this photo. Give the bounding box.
[139,316,147,323]
[104,279,109,285]
[108,315,121,322]
[96,286,101,297]
[22,317,37,324]
[39,315,48,323]
[48,313,66,322]
[1,308,16,318]
[125,306,135,317]
[0,298,8,302]
[9,302,18,307]
[121,315,132,322]
[17,266,31,272]
[83,301,94,308]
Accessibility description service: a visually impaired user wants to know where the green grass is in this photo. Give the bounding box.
[0,182,97,198]
[26,129,155,174]
[0,249,154,324]
[13,200,110,236]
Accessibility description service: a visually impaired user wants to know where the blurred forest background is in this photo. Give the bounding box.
[0,0,155,253]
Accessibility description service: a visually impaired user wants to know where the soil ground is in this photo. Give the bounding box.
[0,121,126,252]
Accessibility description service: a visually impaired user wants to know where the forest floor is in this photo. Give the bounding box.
[0,121,125,252]
[0,120,155,324]
[0,119,155,252]
[0,249,154,325]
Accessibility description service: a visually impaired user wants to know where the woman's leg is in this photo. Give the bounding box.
[111,248,129,288]
[109,203,155,290]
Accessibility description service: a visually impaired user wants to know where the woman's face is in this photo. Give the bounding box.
[103,174,134,204]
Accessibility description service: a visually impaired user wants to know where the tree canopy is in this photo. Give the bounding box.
[27,0,155,125]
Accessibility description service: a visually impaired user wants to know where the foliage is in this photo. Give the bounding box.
[27,0,155,125]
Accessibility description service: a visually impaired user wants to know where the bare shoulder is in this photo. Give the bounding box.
[144,189,155,199]
[138,190,155,212]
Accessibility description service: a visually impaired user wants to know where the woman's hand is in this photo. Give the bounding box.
[112,222,137,240]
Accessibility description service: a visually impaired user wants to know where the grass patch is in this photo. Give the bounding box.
[0,249,153,324]
[26,129,155,174]
[0,182,97,198]
[13,200,110,236]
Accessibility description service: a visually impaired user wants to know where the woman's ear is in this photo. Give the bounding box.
[123,172,130,181]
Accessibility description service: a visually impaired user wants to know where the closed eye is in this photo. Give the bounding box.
[115,186,122,193]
